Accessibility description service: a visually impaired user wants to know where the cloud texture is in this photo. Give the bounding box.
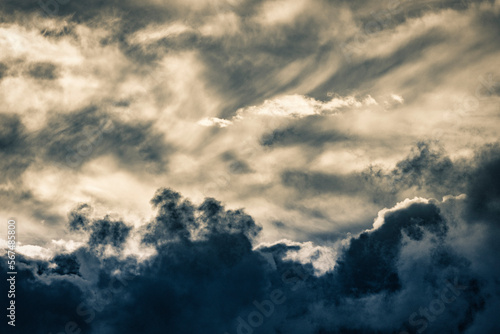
[0,0,499,333]
[2,147,500,333]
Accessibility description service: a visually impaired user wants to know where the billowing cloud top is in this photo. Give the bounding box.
[0,0,499,333]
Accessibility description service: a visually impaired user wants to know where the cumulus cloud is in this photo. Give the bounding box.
[2,153,499,333]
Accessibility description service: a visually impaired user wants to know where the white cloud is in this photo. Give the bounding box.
[197,117,233,128]
[255,0,309,26]
[128,22,193,45]
[240,94,377,118]
[51,239,86,253]
[199,12,241,37]
[8,239,84,260]
[390,94,404,104]
[242,94,323,118]
[256,239,338,275]
[197,94,378,127]
[16,244,53,260]
[371,197,431,230]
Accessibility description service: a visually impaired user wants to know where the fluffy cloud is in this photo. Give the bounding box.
[2,151,499,333]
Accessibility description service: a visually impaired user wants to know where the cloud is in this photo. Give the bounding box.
[260,116,351,147]
[3,144,500,333]
[198,94,378,128]
[0,61,8,79]
[390,93,404,103]
[0,113,32,182]
[128,22,194,46]
[258,238,338,275]
[336,200,448,297]
[281,141,475,206]
[0,1,499,332]
[35,106,172,172]
[197,116,233,128]
[371,197,430,230]
[143,188,262,246]
[0,1,497,232]
[2,171,498,333]
[464,144,500,223]
[26,61,59,80]
[238,94,371,117]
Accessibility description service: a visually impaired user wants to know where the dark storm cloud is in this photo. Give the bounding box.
[143,188,261,246]
[100,236,268,334]
[68,203,93,232]
[1,258,92,333]
[69,203,131,251]
[389,142,471,196]
[386,142,500,205]
[1,189,269,334]
[263,204,490,334]
[52,253,81,276]
[88,218,131,250]
[465,144,500,224]
[3,175,499,333]
[335,202,447,297]
[142,188,197,243]
[246,200,486,333]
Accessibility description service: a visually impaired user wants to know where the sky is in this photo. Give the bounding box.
[0,0,499,333]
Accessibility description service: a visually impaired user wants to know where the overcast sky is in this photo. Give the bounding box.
[0,0,499,333]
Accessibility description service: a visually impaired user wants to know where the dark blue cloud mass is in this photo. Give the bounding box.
[1,147,499,334]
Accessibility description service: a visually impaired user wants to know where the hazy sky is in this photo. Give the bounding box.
[0,0,499,333]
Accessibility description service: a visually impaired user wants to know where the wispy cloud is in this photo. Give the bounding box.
[198,93,378,127]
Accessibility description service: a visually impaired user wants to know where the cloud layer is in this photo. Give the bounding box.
[1,147,500,333]
[0,0,499,242]
[0,0,499,333]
